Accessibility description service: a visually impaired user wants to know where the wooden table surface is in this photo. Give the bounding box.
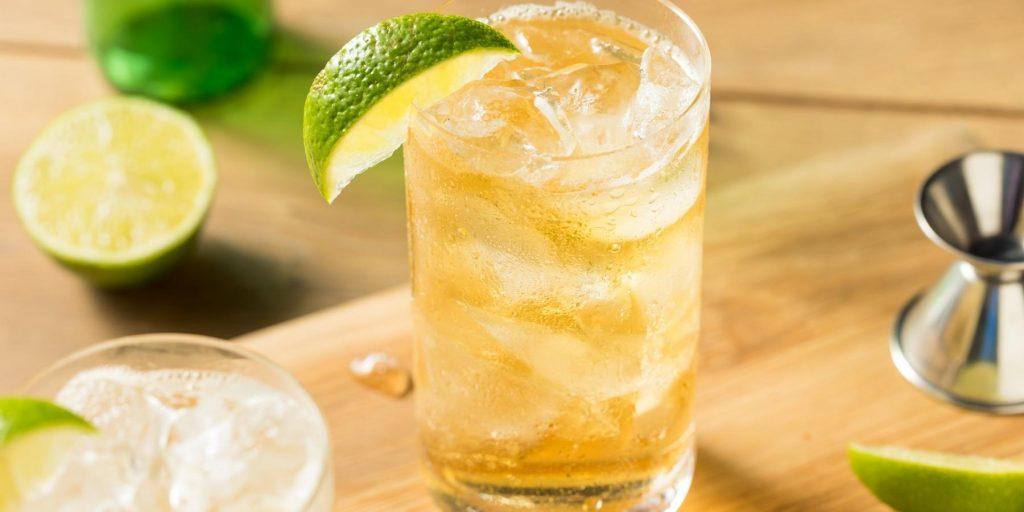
[2,0,1024,390]
[3,2,1024,509]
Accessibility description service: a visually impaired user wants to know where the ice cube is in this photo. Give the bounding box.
[544,62,639,117]
[462,303,646,401]
[635,329,698,416]
[623,226,703,330]
[554,394,636,441]
[486,59,551,82]
[408,182,574,309]
[503,23,626,68]
[627,47,700,139]
[165,376,321,512]
[415,305,566,445]
[55,366,173,463]
[589,36,643,64]
[32,368,323,511]
[22,434,152,511]
[349,352,412,398]
[548,130,706,243]
[491,3,645,68]
[436,216,621,315]
[541,61,640,153]
[430,80,576,157]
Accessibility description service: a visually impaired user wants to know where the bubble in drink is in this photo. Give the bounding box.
[21,366,327,511]
[349,352,413,398]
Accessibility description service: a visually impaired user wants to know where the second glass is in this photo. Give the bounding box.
[405,1,711,510]
[22,334,333,511]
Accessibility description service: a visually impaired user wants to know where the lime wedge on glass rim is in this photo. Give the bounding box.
[12,97,217,288]
[0,397,95,510]
[302,13,518,203]
[849,443,1024,512]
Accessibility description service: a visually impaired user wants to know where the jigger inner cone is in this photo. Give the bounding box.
[918,151,1024,267]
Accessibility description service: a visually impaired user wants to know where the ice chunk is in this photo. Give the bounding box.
[551,128,706,243]
[415,305,566,445]
[430,80,576,157]
[23,434,151,511]
[627,47,700,139]
[490,2,645,68]
[486,59,551,82]
[55,366,171,460]
[31,367,324,511]
[165,376,321,512]
[504,23,629,68]
[544,63,639,117]
[589,36,643,64]
[542,62,640,153]
[463,304,647,402]
[349,352,412,398]
[407,185,573,308]
[634,329,697,416]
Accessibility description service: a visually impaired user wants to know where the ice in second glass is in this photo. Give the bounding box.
[406,1,709,510]
[20,335,333,511]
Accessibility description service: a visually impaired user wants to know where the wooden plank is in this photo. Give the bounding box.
[3,0,1024,110]
[693,0,1024,112]
[236,102,1024,511]
[0,0,83,51]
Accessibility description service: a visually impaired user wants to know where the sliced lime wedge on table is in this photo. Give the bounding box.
[849,443,1024,512]
[303,13,518,202]
[0,398,95,510]
[12,97,217,287]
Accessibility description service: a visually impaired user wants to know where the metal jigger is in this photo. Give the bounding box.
[893,151,1024,414]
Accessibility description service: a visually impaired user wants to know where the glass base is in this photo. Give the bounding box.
[429,447,695,512]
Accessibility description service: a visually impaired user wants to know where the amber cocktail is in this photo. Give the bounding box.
[405,1,710,510]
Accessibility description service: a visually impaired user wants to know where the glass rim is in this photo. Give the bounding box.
[23,333,332,512]
[412,0,711,162]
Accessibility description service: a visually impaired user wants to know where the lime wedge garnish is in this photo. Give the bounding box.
[12,97,217,287]
[0,397,95,510]
[849,443,1024,512]
[303,13,517,202]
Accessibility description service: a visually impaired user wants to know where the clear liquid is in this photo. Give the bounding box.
[23,366,327,511]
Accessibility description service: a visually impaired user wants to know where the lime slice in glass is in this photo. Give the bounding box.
[303,13,518,202]
[12,97,217,287]
[849,443,1024,512]
[0,397,95,510]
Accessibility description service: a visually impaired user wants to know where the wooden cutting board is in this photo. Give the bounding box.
[236,117,1024,511]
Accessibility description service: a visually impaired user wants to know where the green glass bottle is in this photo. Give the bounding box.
[86,0,272,103]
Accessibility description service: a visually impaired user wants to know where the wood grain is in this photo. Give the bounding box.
[4,1,1024,110]
[237,104,1024,511]
[0,49,409,390]
[3,1,1024,391]
[3,2,1024,508]
[0,1,1019,507]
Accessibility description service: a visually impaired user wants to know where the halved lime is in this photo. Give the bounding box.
[849,443,1024,512]
[303,13,517,202]
[0,397,95,510]
[12,97,217,287]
